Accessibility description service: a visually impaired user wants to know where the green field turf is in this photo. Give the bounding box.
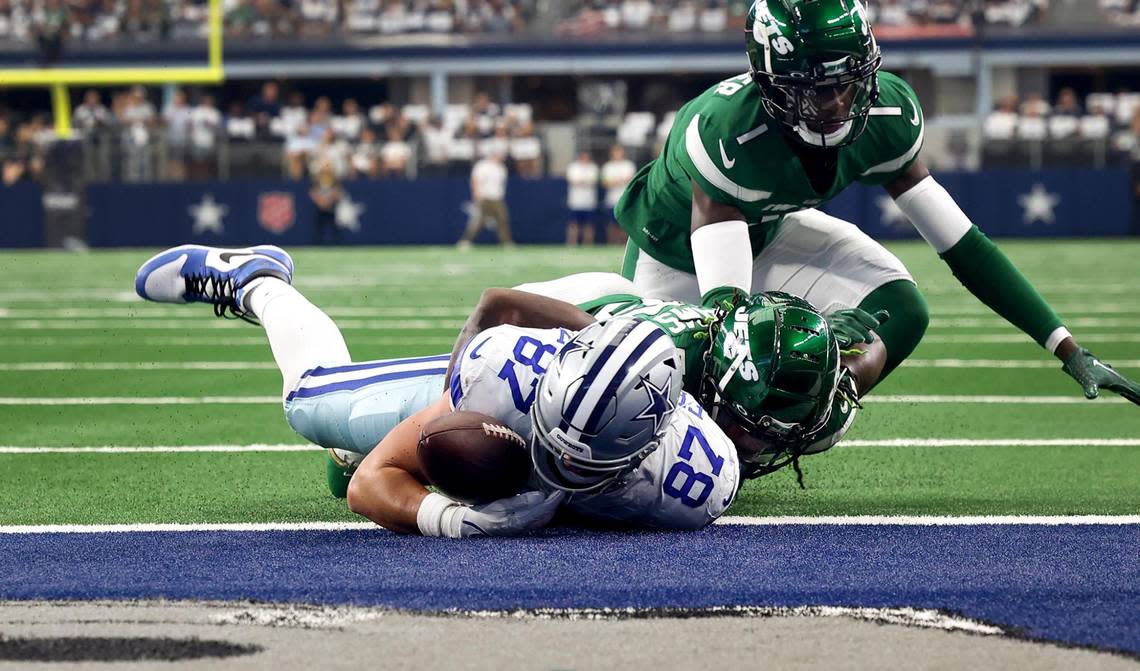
[1,241,1138,525]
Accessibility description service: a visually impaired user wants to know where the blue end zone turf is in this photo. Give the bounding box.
[2,525,1137,657]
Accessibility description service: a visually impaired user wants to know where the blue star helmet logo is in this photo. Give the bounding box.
[634,375,673,436]
[557,337,592,363]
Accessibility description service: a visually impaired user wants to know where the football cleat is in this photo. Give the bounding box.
[326,448,363,499]
[135,244,293,322]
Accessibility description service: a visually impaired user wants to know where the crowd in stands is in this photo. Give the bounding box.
[0,82,544,184]
[0,0,536,45]
[869,0,1047,28]
[982,87,1140,166]
[1101,0,1140,27]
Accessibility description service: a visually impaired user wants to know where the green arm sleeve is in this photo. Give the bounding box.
[938,226,1063,348]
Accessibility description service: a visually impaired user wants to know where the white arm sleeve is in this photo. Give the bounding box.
[893,176,974,254]
[691,220,752,297]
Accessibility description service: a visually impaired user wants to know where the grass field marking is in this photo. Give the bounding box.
[2,515,1137,534]
[929,318,1140,329]
[2,319,467,331]
[903,358,1140,369]
[0,362,279,371]
[0,396,282,405]
[0,394,1125,405]
[923,334,1140,344]
[5,438,1137,454]
[929,304,1140,316]
[0,444,319,454]
[4,359,1139,373]
[843,438,1140,447]
[869,394,1128,404]
[0,336,457,347]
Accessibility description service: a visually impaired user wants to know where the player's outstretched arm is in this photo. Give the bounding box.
[347,395,565,536]
[887,160,1139,405]
[445,288,596,382]
[690,181,753,300]
[347,396,452,534]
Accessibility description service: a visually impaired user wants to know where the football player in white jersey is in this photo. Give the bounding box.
[134,244,739,538]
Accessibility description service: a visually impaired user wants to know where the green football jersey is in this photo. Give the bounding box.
[581,293,858,462]
[616,71,925,272]
[581,294,716,389]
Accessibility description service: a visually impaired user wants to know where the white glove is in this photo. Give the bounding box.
[417,490,565,539]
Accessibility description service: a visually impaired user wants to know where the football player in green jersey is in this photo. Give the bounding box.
[616,0,1140,406]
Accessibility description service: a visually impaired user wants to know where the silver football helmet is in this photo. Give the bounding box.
[530,317,683,493]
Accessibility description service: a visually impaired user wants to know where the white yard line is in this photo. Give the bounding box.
[869,394,1128,404]
[1,319,466,331]
[3,358,1138,373]
[922,333,1140,344]
[0,444,320,454]
[0,336,456,347]
[842,438,1140,447]
[902,358,1140,369]
[0,396,281,405]
[0,515,1135,534]
[4,438,1135,454]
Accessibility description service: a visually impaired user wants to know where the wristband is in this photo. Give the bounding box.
[416,492,461,537]
[691,220,752,297]
[1045,326,1073,354]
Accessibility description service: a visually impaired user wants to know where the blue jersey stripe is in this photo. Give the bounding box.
[305,355,449,378]
[580,326,667,437]
[287,368,447,401]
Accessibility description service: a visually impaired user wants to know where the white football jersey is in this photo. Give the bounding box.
[451,325,740,530]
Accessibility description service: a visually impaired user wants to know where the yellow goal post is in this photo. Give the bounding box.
[0,0,224,138]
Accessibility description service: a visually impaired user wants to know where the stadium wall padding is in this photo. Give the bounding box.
[0,169,1133,248]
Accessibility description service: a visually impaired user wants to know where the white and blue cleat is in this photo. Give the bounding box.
[135,244,293,322]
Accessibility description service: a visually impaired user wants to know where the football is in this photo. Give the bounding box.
[417,411,532,505]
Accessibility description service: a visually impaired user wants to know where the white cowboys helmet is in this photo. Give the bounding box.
[530,317,683,493]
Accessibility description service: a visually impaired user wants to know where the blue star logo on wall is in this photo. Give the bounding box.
[634,376,673,436]
[189,194,228,235]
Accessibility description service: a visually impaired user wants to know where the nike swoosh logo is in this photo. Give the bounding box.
[218,252,257,265]
[908,100,921,127]
[1093,360,1114,373]
[718,140,736,169]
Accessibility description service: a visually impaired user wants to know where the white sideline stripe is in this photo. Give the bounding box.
[843,438,1140,447]
[0,394,1126,406]
[0,336,457,347]
[1,516,1136,534]
[1,319,466,331]
[870,394,1128,404]
[5,438,1136,455]
[0,444,320,454]
[715,515,1140,526]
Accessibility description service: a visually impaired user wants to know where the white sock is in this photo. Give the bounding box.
[244,278,352,398]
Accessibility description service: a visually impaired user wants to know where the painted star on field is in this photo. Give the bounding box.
[634,376,674,436]
[335,196,365,233]
[1018,183,1061,226]
[189,194,228,235]
[875,194,908,230]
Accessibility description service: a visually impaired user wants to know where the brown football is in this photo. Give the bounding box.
[416,411,532,505]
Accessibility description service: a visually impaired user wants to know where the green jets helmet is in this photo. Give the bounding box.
[698,292,841,463]
[746,0,882,148]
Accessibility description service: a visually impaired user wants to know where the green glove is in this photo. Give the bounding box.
[827,308,890,349]
[1062,348,1140,405]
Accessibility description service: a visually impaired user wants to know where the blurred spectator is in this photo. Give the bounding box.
[380,125,413,178]
[279,91,308,138]
[120,85,156,181]
[1049,87,1082,141]
[72,89,110,136]
[309,161,344,244]
[162,88,192,180]
[333,98,365,142]
[510,120,542,177]
[249,81,281,139]
[225,101,257,141]
[284,121,315,179]
[32,0,68,64]
[351,126,380,179]
[188,92,222,179]
[418,114,450,176]
[984,94,1020,141]
[1020,92,1051,118]
[459,150,512,249]
[310,127,350,178]
[600,144,635,244]
[566,150,599,245]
